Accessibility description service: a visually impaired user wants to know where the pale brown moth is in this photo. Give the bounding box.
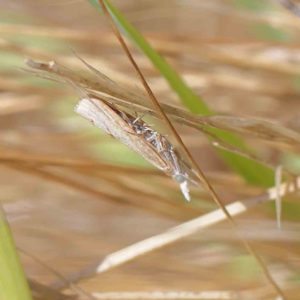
[63,49,198,200]
[75,94,198,201]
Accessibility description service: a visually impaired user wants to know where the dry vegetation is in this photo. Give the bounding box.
[1,0,300,299]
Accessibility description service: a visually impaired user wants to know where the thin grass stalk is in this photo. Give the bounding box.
[19,248,93,300]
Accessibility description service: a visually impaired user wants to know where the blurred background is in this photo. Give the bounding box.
[1,0,300,299]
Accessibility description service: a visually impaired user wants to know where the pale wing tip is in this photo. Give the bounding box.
[74,98,91,114]
[74,98,82,113]
[180,181,190,201]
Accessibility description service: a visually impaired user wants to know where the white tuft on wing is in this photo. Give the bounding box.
[180,180,190,201]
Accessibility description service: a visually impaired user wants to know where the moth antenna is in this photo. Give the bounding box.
[133,114,146,124]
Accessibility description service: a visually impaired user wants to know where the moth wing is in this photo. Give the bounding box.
[75,98,169,172]
[75,98,119,135]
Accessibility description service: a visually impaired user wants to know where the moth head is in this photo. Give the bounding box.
[172,173,199,186]
[172,172,201,201]
[172,173,186,183]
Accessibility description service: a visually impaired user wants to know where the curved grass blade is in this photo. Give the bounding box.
[89,0,274,186]
[0,206,32,300]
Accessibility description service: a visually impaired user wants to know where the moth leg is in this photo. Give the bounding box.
[132,115,153,135]
[156,134,167,153]
[134,123,153,137]
[155,136,171,154]
[132,114,146,124]
[145,132,157,142]
[146,132,166,153]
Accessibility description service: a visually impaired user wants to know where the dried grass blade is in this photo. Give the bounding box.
[0,152,162,175]
[51,175,300,290]
[90,291,238,300]
[4,163,178,220]
[201,116,300,146]
[22,58,300,149]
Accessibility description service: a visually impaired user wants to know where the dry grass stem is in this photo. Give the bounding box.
[4,163,183,220]
[0,148,260,195]
[51,174,300,290]
[90,291,238,300]
[20,58,300,151]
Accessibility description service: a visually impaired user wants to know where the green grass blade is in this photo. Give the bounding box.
[89,0,274,186]
[0,206,32,300]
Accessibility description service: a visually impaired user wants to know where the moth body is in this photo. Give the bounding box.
[75,96,197,200]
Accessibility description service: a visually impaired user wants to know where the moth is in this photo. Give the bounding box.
[20,50,199,199]
[55,49,199,200]
[75,95,198,201]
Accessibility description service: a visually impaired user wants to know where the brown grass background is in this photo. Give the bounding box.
[1,0,300,299]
